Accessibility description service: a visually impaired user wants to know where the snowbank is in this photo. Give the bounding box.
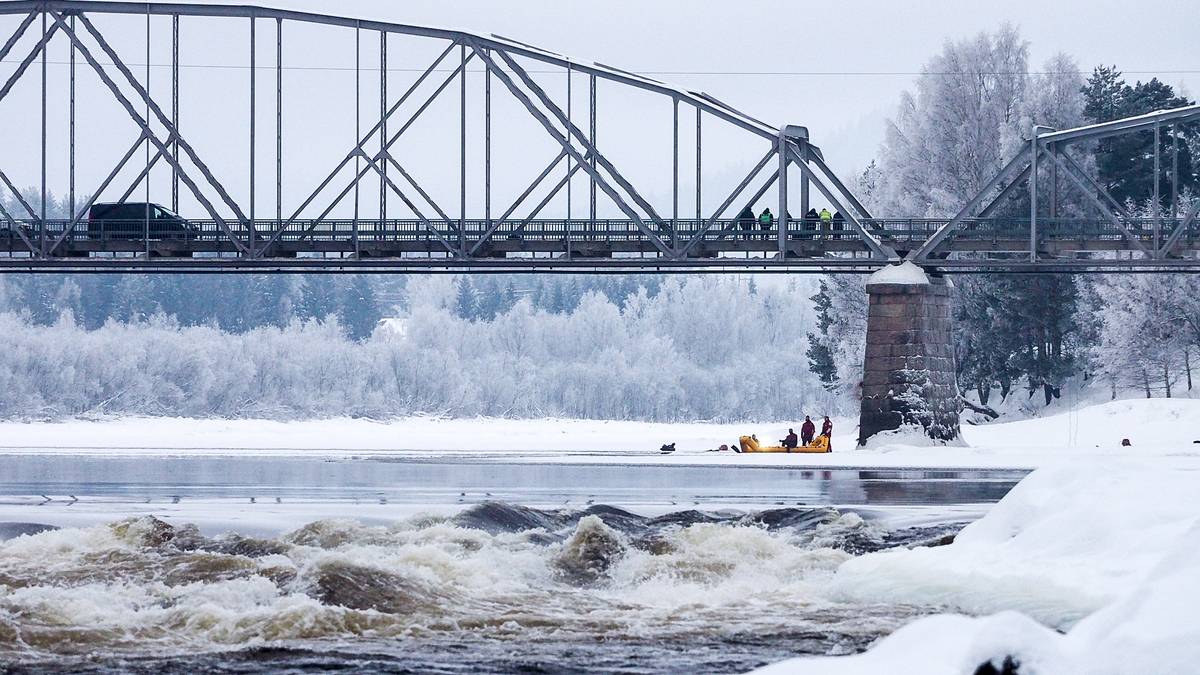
[754,460,1200,673]
[0,398,1197,469]
[865,261,930,285]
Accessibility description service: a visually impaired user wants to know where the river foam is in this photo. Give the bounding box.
[0,504,963,673]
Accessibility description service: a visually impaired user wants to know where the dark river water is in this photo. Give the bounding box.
[0,455,1026,674]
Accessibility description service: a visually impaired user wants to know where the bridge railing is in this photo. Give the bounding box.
[2,217,1196,252]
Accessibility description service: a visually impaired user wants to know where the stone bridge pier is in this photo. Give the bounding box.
[858,262,961,445]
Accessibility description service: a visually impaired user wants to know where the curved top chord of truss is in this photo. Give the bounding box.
[0,0,791,146]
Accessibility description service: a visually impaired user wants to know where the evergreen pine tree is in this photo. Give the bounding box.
[338,275,381,340]
[806,280,838,386]
[454,277,478,320]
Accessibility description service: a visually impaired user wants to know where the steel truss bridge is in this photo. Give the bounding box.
[0,1,1197,274]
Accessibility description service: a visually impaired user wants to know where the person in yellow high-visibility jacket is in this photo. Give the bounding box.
[818,208,833,240]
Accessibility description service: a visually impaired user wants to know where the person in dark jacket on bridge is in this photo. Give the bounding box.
[804,209,819,240]
[800,416,815,446]
[832,211,846,240]
[736,205,756,240]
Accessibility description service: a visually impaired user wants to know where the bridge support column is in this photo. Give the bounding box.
[858,263,960,445]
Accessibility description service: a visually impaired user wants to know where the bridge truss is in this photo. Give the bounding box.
[0,1,1196,273]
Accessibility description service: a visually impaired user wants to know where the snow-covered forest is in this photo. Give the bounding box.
[0,275,832,421]
[3,25,1198,422]
[808,26,1200,409]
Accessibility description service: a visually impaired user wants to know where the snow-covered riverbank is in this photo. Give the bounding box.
[754,459,1200,674]
[0,398,1197,469]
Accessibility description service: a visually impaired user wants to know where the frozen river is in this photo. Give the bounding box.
[0,455,1025,674]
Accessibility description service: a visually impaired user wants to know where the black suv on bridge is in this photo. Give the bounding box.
[87,202,198,240]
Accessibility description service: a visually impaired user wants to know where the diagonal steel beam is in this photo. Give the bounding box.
[0,11,36,64]
[909,148,1032,261]
[468,149,567,256]
[266,46,473,248]
[0,194,37,255]
[358,152,459,256]
[492,48,672,233]
[47,132,147,253]
[115,134,176,204]
[265,41,458,245]
[808,150,872,219]
[1158,199,1198,258]
[713,167,781,240]
[978,162,1032,218]
[1055,147,1131,219]
[514,156,587,233]
[52,12,250,253]
[472,43,671,256]
[384,154,451,222]
[787,145,892,258]
[679,145,775,255]
[68,14,255,240]
[0,18,58,105]
[0,166,38,220]
[1037,140,1150,256]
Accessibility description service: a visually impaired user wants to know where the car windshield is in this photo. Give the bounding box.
[155,206,179,219]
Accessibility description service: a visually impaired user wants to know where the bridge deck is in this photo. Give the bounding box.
[2,217,1197,272]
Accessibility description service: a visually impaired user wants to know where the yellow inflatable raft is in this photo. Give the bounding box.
[739,435,831,454]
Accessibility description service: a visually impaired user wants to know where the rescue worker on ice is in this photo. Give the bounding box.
[818,208,833,239]
[758,208,774,240]
[781,428,799,452]
[821,416,834,451]
[800,416,816,446]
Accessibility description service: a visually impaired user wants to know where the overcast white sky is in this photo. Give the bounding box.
[317,0,1200,173]
[0,0,1196,219]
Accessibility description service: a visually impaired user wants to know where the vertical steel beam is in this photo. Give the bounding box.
[249,15,256,256]
[1154,120,1161,250]
[459,42,466,254]
[353,23,360,257]
[695,106,702,223]
[672,98,678,230]
[379,30,387,224]
[1049,143,1058,218]
[484,51,491,229]
[1029,130,1038,261]
[589,73,596,231]
[39,9,46,256]
[68,14,75,225]
[1171,123,1179,219]
[276,17,282,226]
[144,7,150,259]
[171,14,178,213]
[777,137,787,256]
[566,63,572,221]
[799,142,809,215]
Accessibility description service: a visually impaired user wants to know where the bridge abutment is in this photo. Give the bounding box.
[858,263,960,445]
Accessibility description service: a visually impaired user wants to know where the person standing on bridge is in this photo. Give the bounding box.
[801,416,815,446]
[804,208,819,240]
[758,208,774,240]
[736,205,756,241]
[832,211,845,240]
[819,208,833,240]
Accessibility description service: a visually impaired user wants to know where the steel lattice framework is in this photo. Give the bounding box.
[0,1,1197,273]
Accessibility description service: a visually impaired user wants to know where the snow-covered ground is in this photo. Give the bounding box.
[0,398,1197,469]
[754,460,1200,674]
